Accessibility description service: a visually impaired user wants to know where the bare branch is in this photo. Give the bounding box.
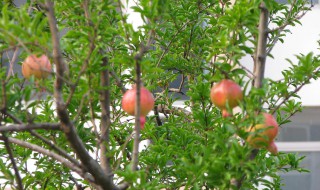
[99,54,113,177]
[0,123,60,132]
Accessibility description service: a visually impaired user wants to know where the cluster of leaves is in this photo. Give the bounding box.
[0,0,318,189]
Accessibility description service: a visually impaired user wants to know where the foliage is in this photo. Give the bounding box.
[0,0,318,189]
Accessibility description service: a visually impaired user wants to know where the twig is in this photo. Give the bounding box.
[153,105,163,126]
[115,132,135,171]
[29,130,82,169]
[117,0,133,50]
[110,70,127,94]
[266,0,310,55]
[5,47,19,82]
[74,92,89,121]
[2,133,23,190]
[155,3,213,68]
[270,67,320,114]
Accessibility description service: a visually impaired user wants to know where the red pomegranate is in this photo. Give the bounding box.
[267,141,278,155]
[246,113,279,148]
[121,85,155,117]
[140,116,146,130]
[210,79,243,117]
[22,54,52,79]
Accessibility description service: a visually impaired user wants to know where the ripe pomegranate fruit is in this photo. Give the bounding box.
[121,85,154,117]
[267,141,278,155]
[246,113,279,148]
[22,54,52,79]
[210,79,243,117]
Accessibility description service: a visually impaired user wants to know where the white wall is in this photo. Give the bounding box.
[241,4,320,106]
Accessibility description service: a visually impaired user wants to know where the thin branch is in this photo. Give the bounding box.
[74,92,89,121]
[238,64,255,78]
[99,54,113,177]
[2,133,23,190]
[0,135,95,184]
[155,20,193,67]
[1,79,6,110]
[115,132,135,171]
[110,70,127,94]
[131,30,154,172]
[0,117,82,170]
[132,57,141,171]
[65,0,97,107]
[0,123,60,132]
[45,1,118,189]
[29,130,82,169]
[117,0,133,50]
[2,110,22,124]
[270,68,320,114]
[155,3,213,68]
[153,105,163,126]
[5,47,19,82]
[266,1,311,55]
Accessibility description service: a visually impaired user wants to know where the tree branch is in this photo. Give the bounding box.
[2,133,23,190]
[45,1,118,189]
[236,2,269,189]
[99,54,113,177]
[0,123,60,132]
[0,135,95,184]
[253,2,268,88]
[131,30,154,172]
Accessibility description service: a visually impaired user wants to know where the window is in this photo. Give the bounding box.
[277,107,320,190]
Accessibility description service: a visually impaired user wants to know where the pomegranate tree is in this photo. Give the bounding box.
[22,54,52,79]
[246,113,279,148]
[121,85,154,129]
[210,79,243,117]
